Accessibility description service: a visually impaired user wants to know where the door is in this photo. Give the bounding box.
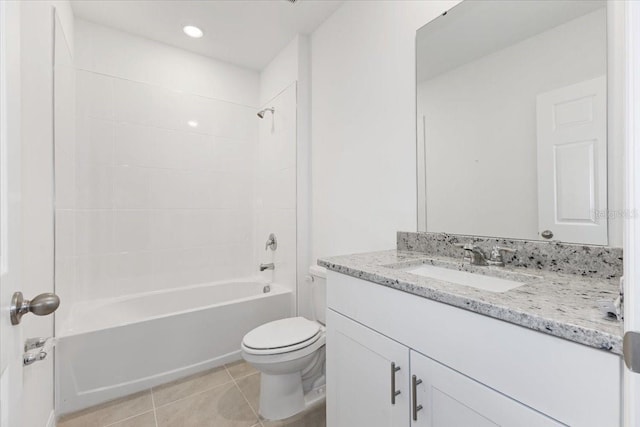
[0,1,24,425]
[409,350,563,427]
[327,309,409,427]
[536,76,608,245]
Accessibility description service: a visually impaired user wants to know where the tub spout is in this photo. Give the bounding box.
[260,263,275,271]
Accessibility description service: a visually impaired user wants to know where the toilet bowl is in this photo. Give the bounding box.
[241,266,327,420]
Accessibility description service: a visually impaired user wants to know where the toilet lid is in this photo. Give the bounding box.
[243,317,321,350]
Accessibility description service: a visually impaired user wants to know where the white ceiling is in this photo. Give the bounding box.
[417,0,606,82]
[71,0,343,70]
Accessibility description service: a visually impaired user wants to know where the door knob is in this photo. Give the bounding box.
[10,292,60,325]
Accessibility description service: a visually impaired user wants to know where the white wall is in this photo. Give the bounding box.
[75,20,258,106]
[418,9,607,242]
[55,21,260,316]
[260,37,300,105]
[257,35,313,317]
[54,5,77,338]
[256,85,297,311]
[310,1,460,261]
[21,2,75,426]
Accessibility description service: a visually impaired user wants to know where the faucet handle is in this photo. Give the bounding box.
[265,233,277,251]
[454,243,472,260]
[454,243,488,265]
[454,243,474,250]
[489,246,516,263]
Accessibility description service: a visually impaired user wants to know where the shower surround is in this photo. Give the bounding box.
[54,20,300,412]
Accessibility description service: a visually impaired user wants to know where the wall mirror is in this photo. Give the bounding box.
[416,0,618,246]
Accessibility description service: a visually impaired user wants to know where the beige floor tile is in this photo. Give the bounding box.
[152,366,233,407]
[235,372,260,413]
[105,411,157,427]
[226,360,258,379]
[262,403,326,427]
[155,382,259,427]
[57,390,153,427]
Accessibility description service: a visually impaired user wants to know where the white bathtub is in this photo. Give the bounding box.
[55,279,292,415]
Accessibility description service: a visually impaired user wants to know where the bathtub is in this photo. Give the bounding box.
[55,279,292,415]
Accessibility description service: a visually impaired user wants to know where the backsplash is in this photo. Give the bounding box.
[397,232,623,280]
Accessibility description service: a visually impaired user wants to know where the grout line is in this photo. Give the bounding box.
[70,369,249,426]
[225,364,262,425]
[63,389,154,427]
[150,388,159,427]
[102,409,155,427]
[75,67,258,110]
[152,376,236,410]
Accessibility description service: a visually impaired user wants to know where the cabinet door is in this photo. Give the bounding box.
[327,309,410,427]
[410,351,565,427]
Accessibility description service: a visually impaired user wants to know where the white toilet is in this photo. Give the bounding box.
[241,266,327,420]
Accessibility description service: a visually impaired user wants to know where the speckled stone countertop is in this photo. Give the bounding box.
[318,250,624,355]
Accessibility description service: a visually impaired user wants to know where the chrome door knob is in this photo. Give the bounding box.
[10,292,60,325]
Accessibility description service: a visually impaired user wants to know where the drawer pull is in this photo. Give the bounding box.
[391,362,401,404]
[412,374,423,421]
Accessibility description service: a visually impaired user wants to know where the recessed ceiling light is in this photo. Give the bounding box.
[187,120,199,128]
[183,25,204,38]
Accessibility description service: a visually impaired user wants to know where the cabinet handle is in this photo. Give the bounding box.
[412,375,423,421]
[390,362,401,404]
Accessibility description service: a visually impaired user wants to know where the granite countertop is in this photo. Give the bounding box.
[318,250,624,355]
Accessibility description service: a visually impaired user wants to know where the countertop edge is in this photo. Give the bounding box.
[318,257,623,356]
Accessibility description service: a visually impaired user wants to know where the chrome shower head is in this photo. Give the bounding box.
[257,107,275,119]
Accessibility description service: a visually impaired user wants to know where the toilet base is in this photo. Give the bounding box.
[258,372,326,421]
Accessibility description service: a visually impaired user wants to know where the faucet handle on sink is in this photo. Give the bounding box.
[489,246,516,266]
[454,243,488,266]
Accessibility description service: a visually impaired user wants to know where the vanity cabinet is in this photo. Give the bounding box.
[328,309,562,427]
[326,310,409,427]
[326,271,621,427]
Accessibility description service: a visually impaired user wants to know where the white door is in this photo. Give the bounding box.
[0,1,24,425]
[326,309,409,427]
[409,350,563,427]
[536,76,608,245]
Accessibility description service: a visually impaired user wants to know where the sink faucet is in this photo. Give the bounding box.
[455,244,516,267]
[259,263,275,271]
[456,244,488,266]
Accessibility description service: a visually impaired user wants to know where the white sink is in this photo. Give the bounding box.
[403,264,528,293]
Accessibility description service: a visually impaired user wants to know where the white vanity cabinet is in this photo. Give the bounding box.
[326,310,409,427]
[326,271,622,427]
[410,350,562,427]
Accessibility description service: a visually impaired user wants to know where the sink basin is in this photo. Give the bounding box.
[402,264,529,293]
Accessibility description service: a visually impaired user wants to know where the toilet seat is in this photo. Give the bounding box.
[242,317,324,356]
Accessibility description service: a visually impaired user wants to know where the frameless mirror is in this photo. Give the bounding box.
[416,0,618,246]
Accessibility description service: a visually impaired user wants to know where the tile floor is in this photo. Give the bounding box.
[58,360,326,427]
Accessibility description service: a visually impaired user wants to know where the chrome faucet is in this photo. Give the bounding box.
[456,244,488,266]
[455,244,516,267]
[259,263,275,271]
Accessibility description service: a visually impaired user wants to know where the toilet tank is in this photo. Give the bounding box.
[308,266,327,325]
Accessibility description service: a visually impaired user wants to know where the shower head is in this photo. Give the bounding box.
[257,107,275,119]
